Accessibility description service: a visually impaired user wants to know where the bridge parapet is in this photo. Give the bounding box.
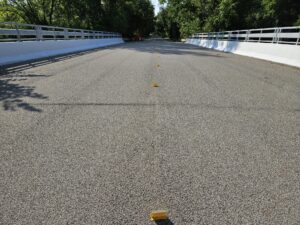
[0,22,124,66]
[0,22,122,42]
[187,26,300,68]
[190,26,300,45]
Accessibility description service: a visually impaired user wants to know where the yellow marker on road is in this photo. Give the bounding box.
[152,82,160,88]
[150,210,168,221]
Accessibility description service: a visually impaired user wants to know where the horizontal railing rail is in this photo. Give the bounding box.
[190,26,300,45]
[0,22,122,42]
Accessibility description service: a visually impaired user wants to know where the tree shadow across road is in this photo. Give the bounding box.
[0,73,48,112]
[0,40,220,113]
[118,40,225,58]
[0,44,119,112]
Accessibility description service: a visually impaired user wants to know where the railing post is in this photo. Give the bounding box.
[53,27,56,41]
[246,30,250,42]
[35,25,42,41]
[259,29,262,42]
[81,30,84,39]
[64,28,68,40]
[277,28,281,44]
[35,25,38,41]
[296,29,300,45]
[16,23,21,41]
[272,28,277,43]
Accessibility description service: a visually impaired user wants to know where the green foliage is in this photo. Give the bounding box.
[155,0,300,39]
[0,0,155,37]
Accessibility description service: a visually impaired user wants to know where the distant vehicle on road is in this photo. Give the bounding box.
[131,35,144,41]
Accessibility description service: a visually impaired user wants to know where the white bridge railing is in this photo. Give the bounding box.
[0,22,122,42]
[190,26,300,45]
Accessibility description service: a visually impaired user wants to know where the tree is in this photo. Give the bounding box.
[155,0,300,39]
[0,0,155,37]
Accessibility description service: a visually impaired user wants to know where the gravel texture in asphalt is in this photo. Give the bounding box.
[0,40,300,225]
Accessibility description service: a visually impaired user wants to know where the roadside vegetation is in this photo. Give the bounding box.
[0,0,155,38]
[156,0,300,39]
[1,0,300,40]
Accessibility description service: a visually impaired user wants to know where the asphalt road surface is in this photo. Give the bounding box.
[1,40,300,225]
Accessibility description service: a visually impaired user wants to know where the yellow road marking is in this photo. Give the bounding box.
[152,82,160,88]
[150,210,168,221]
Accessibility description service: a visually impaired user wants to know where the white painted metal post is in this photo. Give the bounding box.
[64,28,68,40]
[16,23,21,41]
[259,29,262,42]
[272,29,276,43]
[228,31,232,41]
[53,28,56,40]
[35,26,42,41]
[246,30,250,42]
[277,28,281,44]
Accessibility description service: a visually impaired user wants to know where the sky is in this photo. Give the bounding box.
[151,0,161,15]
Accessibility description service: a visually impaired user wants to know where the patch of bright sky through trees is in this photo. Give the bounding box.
[151,0,161,15]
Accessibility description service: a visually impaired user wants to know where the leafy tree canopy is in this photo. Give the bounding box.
[0,0,155,37]
[156,0,300,39]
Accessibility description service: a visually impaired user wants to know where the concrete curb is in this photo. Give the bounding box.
[0,38,124,66]
[186,39,300,68]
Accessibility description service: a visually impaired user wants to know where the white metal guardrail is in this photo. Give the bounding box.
[0,22,122,41]
[190,26,300,45]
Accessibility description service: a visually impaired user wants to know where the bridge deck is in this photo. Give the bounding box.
[1,40,300,224]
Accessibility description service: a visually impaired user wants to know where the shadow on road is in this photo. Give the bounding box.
[0,40,220,113]
[0,47,90,112]
[0,77,48,112]
[0,43,123,112]
[118,40,224,58]
[0,40,219,76]
[155,219,174,225]
[0,47,114,75]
